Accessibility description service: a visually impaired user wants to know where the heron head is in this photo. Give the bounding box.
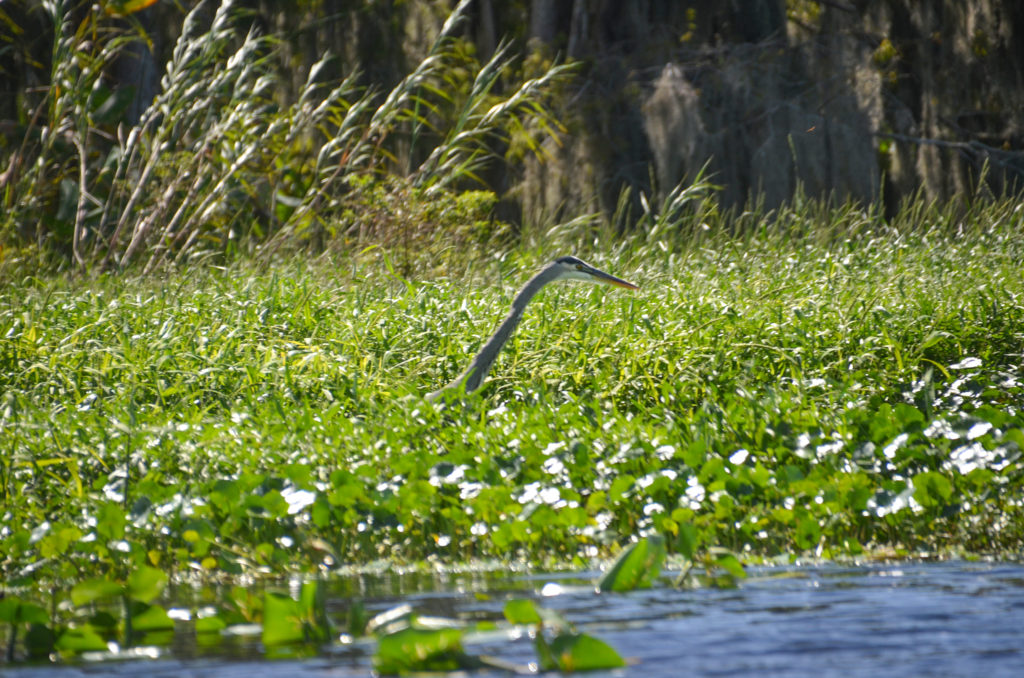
[552,256,639,290]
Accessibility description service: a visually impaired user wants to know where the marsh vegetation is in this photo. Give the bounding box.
[2,0,1023,670]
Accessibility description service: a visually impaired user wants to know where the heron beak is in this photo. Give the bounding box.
[585,266,639,290]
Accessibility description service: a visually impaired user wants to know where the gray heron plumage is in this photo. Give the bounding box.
[427,256,638,400]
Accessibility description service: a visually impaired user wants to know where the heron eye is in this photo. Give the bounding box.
[575,264,583,271]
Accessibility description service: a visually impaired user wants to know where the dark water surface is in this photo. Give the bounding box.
[7,560,1024,677]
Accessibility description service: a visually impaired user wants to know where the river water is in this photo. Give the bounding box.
[6,560,1024,677]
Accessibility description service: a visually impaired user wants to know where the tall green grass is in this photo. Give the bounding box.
[2,197,1023,592]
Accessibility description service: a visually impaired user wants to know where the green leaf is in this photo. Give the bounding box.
[912,471,953,508]
[373,626,467,674]
[973,405,1009,428]
[127,566,168,603]
[71,578,124,606]
[298,580,330,642]
[538,632,626,671]
[19,602,50,625]
[298,580,318,616]
[794,513,822,550]
[104,0,159,17]
[56,626,109,653]
[503,599,570,632]
[95,502,127,542]
[0,596,19,622]
[683,439,707,467]
[598,536,666,592]
[39,525,82,558]
[608,475,636,502]
[713,550,747,580]
[347,600,370,637]
[311,498,331,528]
[535,632,557,670]
[195,615,227,634]
[90,85,136,126]
[675,522,698,560]
[89,611,118,630]
[894,403,925,429]
[229,585,263,622]
[130,602,174,632]
[262,592,303,646]
[503,598,542,625]
[25,623,55,658]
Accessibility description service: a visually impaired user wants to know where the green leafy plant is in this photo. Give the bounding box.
[503,598,626,672]
[261,580,331,646]
[598,535,666,592]
[65,565,170,649]
[1,196,1023,665]
[1,596,51,661]
[373,626,474,674]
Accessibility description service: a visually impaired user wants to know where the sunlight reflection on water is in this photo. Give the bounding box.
[6,561,1024,677]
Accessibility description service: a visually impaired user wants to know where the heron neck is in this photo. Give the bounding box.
[511,264,560,310]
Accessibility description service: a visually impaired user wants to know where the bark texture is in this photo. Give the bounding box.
[3,0,1022,225]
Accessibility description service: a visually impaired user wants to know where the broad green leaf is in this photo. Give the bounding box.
[25,623,55,658]
[71,578,124,606]
[127,566,168,603]
[913,471,953,507]
[683,439,707,467]
[598,535,666,592]
[535,632,557,670]
[794,514,822,550]
[608,475,635,501]
[298,580,330,642]
[585,491,607,512]
[39,525,82,558]
[894,403,925,429]
[503,599,569,632]
[89,611,118,630]
[130,602,174,632]
[195,615,227,634]
[538,632,626,671]
[298,580,319,615]
[503,598,542,625]
[311,498,331,527]
[262,592,303,646]
[373,626,467,674]
[712,549,747,580]
[675,522,698,560]
[0,596,19,622]
[95,502,127,542]
[229,586,262,622]
[973,405,1009,428]
[18,602,50,625]
[56,626,108,653]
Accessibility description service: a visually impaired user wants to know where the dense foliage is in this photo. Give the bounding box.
[0,0,569,274]
[3,200,1023,594]
[2,0,1024,668]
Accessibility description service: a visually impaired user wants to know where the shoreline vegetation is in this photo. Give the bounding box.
[1,0,1023,667]
[2,200,1023,663]
[4,198,1024,574]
